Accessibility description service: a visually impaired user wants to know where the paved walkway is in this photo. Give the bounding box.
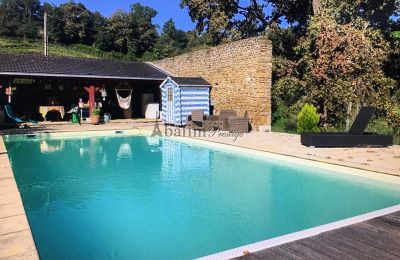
[0,137,39,260]
[190,131,400,176]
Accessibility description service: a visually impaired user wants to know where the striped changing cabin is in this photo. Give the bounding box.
[160,76,211,126]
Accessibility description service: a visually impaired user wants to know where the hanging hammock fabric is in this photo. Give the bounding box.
[115,84,133,110]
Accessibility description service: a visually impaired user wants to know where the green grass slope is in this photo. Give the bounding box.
[0,37,128,60]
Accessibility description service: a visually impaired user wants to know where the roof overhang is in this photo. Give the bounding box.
[0,72,166,81]
[159,76,212,88]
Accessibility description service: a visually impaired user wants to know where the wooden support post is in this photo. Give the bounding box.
[84,85,100,116]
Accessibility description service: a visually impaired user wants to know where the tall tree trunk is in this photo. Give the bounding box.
[323,98,328,129]
[346,101,353,131]
[312,0,322,15]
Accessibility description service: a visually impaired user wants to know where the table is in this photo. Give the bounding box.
[39,106,65,121]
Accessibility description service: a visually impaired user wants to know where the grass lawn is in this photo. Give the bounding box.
[0,37,128,60]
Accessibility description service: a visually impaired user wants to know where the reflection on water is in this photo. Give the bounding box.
[5,136,400,260]
[117,143,133,160]
[40,140,65,154]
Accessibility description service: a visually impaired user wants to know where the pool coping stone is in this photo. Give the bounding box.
[0,136,40,260]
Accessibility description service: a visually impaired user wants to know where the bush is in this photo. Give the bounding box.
[297,104,320,133]
[272,103,298,133]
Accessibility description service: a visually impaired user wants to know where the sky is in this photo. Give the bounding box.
[41,0,196,31]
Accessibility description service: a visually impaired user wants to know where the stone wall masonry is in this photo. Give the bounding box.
[152,36,272,130]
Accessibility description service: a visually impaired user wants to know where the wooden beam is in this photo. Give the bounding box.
[84,86,100,116]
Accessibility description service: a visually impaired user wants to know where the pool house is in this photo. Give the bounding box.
[0,53,171,122]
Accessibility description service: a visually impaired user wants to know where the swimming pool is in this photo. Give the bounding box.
[5,133,400,259]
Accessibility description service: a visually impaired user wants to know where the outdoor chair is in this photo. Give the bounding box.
[228,117,250,133]
[301,107,393,147]
[4,105,39,127]
[187,110,208,130]
[207,110,250,133]
[209,110,237,131]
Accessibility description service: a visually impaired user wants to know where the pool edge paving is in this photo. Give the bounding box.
[0,136,39,260]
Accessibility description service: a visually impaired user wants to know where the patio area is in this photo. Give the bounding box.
[190,131,400,177]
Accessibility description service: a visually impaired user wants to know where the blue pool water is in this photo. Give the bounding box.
[4,135,400,259]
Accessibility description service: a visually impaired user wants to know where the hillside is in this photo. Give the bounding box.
[0,38,131,60]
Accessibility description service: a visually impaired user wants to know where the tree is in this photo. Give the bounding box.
[58,2,96,45]
[43,3,65,43]
[181,0,399,44]
[179,0,327,44]
[0,0,42,39]
[103,4,158,58]
[162,19,188,50]
[108,10,130,54]
[153,19,189,58]
[298,12,396,128]
[324,0,399,31]
[95,28,114,52]
[127,3,158,56]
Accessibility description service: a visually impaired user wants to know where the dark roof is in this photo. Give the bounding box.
[0,53,168,80]
[170,76,211,87]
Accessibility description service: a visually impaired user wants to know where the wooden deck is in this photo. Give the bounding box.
[236,211,400,260]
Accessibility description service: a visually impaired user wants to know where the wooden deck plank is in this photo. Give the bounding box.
[383,211,400,221]
[277,242,329,259]
[239,211,400,260]
[367,217,400,233]
[337,222,400,256]
[236,247,301,260]
[317,231,398,260]
[297,235,362,260]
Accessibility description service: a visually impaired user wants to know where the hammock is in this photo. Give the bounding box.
[115,84,133,110]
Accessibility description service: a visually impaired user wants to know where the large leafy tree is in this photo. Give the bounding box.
[180,0,324,44]
[153,19,189,58]
[325,0,399,31]
[58,2,96,45]
[105,4,158,58]
[43,3,65,43]
[127,3,158,56]
[180,0,399,44]
[0,0,42,39]
[298,12,396,128]
[107,10,130,54]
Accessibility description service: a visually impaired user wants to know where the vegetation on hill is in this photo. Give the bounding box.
[0,0,207,61]
[0,37,116,59]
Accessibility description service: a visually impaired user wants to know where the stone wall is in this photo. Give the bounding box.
[152,36,272,130]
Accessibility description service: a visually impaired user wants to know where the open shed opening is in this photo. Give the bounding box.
[0,54,168,122]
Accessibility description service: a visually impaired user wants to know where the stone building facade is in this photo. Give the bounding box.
[152,36,272,130]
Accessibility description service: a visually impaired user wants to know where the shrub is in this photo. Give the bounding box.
[297,104,320,133]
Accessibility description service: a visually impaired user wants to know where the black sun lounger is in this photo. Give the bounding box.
[301,107,393,148]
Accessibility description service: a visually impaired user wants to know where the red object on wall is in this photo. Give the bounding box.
[84,86,100,116]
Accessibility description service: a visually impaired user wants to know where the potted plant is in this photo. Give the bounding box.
[91,107,101,125]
